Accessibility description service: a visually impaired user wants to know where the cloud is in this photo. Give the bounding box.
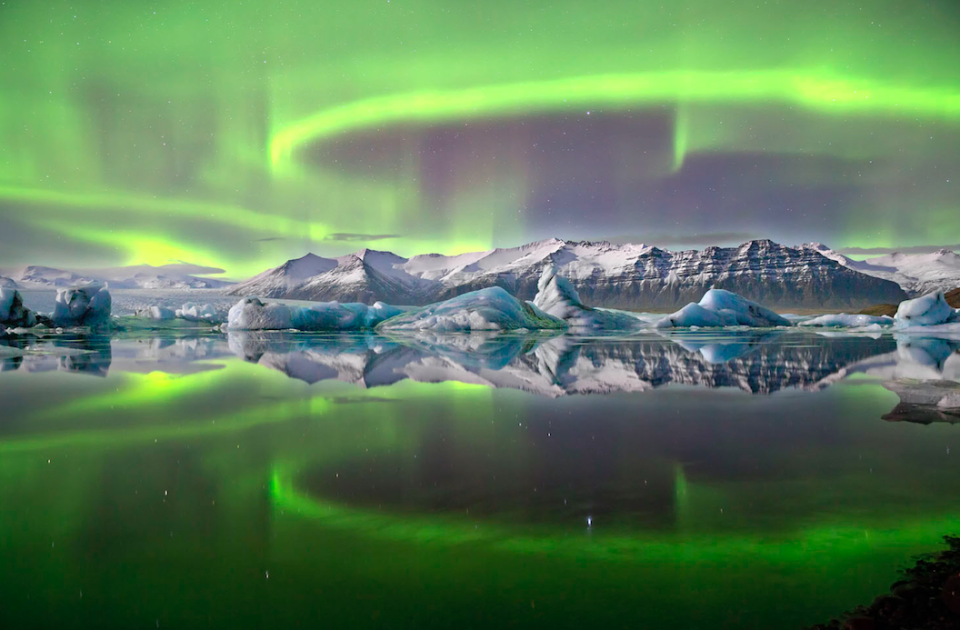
[168,261,227,275]
[600,232,760,247]
[325,232,401,242]
[836,245,960,256]
[255,233,401,244]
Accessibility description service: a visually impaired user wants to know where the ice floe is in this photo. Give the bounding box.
[377,286,565,332]
[227,297,404,331]
[799,314,893,328]
[655,289,791,329]
[176,303,220,323]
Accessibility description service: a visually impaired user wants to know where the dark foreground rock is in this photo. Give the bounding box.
[947,288,960,309]
[808,535,960,630]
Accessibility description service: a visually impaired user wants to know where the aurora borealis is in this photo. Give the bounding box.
[1,0,958,277]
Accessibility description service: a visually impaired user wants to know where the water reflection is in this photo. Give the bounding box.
[2,328,960,630]
[3,330,959,400]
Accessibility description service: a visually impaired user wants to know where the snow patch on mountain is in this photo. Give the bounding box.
[802,243,960,295]
[233,239,906,310]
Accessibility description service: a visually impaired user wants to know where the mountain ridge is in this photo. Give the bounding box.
[801,243,960,296]
[227,238,907,310]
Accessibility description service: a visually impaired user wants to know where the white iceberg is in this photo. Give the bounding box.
[894,290,959,328]
[51,284,112,327]
[533,266,642,331]
[176,302,220,323]
[146,305,176,320]
[378,287,565,332]
[656,289,791,329]
[226,297,404,331]
[0,288,38,327]
[799,313,893,328]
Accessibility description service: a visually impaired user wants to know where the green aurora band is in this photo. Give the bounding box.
[1,0,958,275]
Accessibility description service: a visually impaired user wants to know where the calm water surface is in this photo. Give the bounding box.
[1,328,959,629]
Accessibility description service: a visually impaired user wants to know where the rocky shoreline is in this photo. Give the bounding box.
[808,536,960,630]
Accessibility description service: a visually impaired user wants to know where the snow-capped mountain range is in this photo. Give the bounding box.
[5,264,233,290]
[802,243,960,296]
[228,239,908,310]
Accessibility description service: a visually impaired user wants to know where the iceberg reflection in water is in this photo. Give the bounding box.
[2,328,959,418]
[2,326,960,630]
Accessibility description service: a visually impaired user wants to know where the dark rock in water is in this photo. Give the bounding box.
[842,617,877,630]
[942,574,960,615]
[808,536,960,630]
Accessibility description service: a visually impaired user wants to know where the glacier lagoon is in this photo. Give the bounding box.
[1,325,959,629]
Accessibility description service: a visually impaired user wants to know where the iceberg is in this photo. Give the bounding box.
[144,305,176,320]
[226,297,404,331]
[0,288,38,327]
[799,313,893,328]
[377,286,565,332]
[51,284,112,327]
[656,289,791,329]
[176,303,220,323]
[894,290,959,328]
[532,266,643,331]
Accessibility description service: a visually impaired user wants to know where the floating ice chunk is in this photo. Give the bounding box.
[227,298,296,330]
[533,266,642,331]
[378,287,565,332]
[655,303,724,328]
[226,297,404,331]
[176,303,220,323]
[145,305,176,320]
[799,313,893,328]
[51,284,111,327]
[0,288,38,327]
[292,300,404,330]
[656,289,790,329]
[894,290,955,328]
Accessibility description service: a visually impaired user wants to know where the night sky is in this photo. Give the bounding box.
[1,0,958,277]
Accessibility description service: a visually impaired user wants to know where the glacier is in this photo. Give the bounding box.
[656,289,792,329]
